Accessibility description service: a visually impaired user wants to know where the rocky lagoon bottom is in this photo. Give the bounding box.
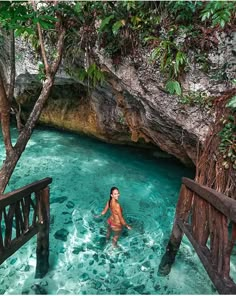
[0,127,221,294]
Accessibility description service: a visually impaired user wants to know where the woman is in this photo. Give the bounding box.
[97,187,131,247]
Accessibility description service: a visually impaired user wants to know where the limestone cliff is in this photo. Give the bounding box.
[1,31,235,166]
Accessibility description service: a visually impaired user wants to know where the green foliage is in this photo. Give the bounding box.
[112,20,125,35]
[37,63,46,82]
[226,96,236,109]
[150,38,188,79]
[226,80,236,109]
[201,1,235,28]
[165,80,182,96]
[0,2,58,36]
[99,15,115,32]
[87,63,105,87]
[168,1,203,23]
[179,91,212,108]
[70,64,105,88]
[219,114,236,170]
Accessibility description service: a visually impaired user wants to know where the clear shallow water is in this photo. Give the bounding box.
[0,127,216,294]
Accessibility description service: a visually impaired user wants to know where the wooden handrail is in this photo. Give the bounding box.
[159,178,236,294]
[182,177,236,222]
[0,177,52,208]
[0,177,51,279]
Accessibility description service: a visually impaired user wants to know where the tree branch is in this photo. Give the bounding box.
[51,27,66,75]
[8,29,15,103]
[31,0,50,75]
[0,71,13,155]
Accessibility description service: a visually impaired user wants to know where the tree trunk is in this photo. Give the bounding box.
[0,71,13,155]
[0,77,53,193]
[8,29,24,131]
[0,24,65,194]
[8,29,15,103]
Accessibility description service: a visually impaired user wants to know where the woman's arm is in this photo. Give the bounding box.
[101,201,109,215]
[94,201,109,218]
[117,205,131,229]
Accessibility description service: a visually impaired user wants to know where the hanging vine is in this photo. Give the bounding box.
[195,88,236,197]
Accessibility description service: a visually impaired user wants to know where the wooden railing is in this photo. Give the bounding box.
[159,177,236,294]
[0,177,52,278]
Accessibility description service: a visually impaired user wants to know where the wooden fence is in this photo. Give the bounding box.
[0,177,52,278]
[159,177,236,294]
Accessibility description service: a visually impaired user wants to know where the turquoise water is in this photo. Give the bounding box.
[0,127,215,294]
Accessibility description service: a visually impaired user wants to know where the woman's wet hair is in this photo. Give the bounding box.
[109,186,119,207]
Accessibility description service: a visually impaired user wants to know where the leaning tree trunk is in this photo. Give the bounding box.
[0,77,53,193]
[0,71,13,156]
[0,21,65,194]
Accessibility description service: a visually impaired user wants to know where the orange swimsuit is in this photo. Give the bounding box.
[107,218,118,227]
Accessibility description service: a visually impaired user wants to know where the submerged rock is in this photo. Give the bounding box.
[51,196,68,204]
[72,246,84,254]
[10,258,17,265]
[89,260,94,266]
[80,273,89,282]
[54,229,69,241]
[66,201,75,209]
[24,265,31,272]
[134,284,145,294]
[30,283,47,295]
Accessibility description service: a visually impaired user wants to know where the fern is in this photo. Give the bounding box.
[150,39,188,79]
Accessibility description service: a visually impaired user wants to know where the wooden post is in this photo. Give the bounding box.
[35,186,50,278]
[158,185,192,275]
[0,210,4,254]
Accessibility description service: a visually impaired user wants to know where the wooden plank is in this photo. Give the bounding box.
[0,225,39,265]
[0,178,52,208]
[15,201,24,236]
[36,187,50,278]
[158,185,192,275]
[4,204,16,247]
[210,207,219,267]
[223,223,236,278]
[217,215,224,274]
[177,218,236,294]
[182,178,236,223]
[192,196,209,245]
[15,206,21,239]
[33,192,40,225]
[0,210,3,252]
[22,196,31,232]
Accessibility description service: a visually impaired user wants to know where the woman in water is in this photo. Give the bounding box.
[97,187,131,247]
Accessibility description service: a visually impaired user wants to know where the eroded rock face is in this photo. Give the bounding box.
[1,32,235,165]
[16,72,206,165]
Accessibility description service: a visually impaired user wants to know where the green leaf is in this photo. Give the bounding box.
[226,96,236,109]
[144,36,159,42]
[165,80,182,96]
[74,2,82,13]
[38,19,55,29]
[220,19,225,28]
[99,15,114,32]
[112,20,125,35]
